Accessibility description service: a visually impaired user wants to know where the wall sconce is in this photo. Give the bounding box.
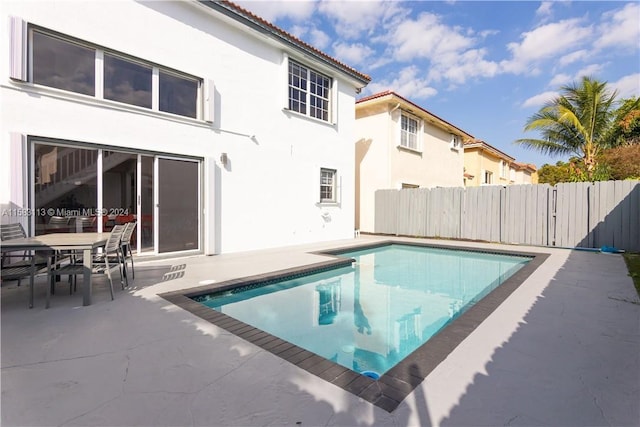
[220,152,228,166]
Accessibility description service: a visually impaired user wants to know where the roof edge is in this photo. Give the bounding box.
[356,90,474,139]
[464,139,516,162]
[199,1,371,86]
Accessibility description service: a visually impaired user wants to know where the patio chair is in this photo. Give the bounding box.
[120,221,137,284]
[75,216,97,232]
[53,224,127,301]
[0,223,48,286]
[46,216,71,233]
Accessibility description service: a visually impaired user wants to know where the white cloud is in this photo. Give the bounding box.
[287,24,330,50]
[317,0,406,39]
[610,73,640,99]
[380,12,499,85]
[309,28,331,50]
[366,66,438,100]
[288,24,306,39]
[501,18,592,74]
[332,42,374,66]
[549,73,572,88]
[478,29,500,39]
[536,2,553,19]
[235,0,316,23]
[521,91,558,108]
[595,3,640,51]
[390,12,474,61]
[575,63,605,80]
[433,48,500,85]
[557,50,588,68]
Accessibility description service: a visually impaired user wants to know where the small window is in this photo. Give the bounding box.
[483,170,493,185]
[104,53,152,108]
[400,114,418,150]
[32,31,95,96]
[289,60,332,122]
[450,134,462,150]
[320,168,336,203]
[159,70,198,118]
[500,160,508,179]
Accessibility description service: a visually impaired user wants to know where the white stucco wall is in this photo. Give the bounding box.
[0,0,361,254]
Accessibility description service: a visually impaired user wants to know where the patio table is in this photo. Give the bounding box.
[1,232,108,308]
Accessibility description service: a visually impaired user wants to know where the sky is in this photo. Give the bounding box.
[236,0,640,168]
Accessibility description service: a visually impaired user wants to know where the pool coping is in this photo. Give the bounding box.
[159,240,550,413]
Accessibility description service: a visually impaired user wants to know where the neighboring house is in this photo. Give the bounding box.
[355,90,473,233]
[0,1,370,255]
[511,162,539,184]
[463,139,516,187]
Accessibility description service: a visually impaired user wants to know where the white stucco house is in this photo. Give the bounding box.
[355,91,473,233]
[0,0,370,255]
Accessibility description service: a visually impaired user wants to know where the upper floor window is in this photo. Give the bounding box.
[500,160,508,179]
[159,70,199,118]
[400,114,419,150]
[483,170,493,185]
[104,53,152,108]
[32,31,95,96]
[450,134,462,151]
[288,60,331,122]
[320,168,337,203]
[27,27,203,120]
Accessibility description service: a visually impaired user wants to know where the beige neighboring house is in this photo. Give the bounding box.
[511,161,539,184]
[355,90,473,232]
[463,139,538,186]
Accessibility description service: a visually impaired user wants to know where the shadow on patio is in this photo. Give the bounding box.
[435,248,639,426]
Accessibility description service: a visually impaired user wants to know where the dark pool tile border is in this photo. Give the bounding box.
[159,240,549,413]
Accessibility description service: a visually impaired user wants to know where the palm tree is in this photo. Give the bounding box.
[515,76,621,177]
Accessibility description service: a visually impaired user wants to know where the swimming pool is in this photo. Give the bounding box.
[162,241,547,412]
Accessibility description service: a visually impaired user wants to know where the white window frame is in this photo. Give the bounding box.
[20,23,208,121]
[482,170,493,185]
[450,134,462,151]
[400,113,420,151]
[319,168,337,203]
[288,59,332,123]
[499,160,508,179]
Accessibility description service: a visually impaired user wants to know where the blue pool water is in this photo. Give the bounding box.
[195,244,530,376]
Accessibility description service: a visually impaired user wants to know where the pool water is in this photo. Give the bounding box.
[195,244,530,376]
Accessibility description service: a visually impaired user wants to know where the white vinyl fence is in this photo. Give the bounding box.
[375,180,640,252]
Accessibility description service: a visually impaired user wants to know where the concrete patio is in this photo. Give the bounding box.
[2,236,639,426]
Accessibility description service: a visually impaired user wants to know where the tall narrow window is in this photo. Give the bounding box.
[320,168,336,203]
[400,114,418,150]
[104,53,152,108]
[32,31,95,96]
[159,70,198,118]
[288,60,332,122]
[309,70,330,121]
[500,160,508,179]
[483,170,493,185]
[450,134,462,150]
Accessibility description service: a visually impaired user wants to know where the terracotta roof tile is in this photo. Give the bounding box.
[219,1,371,84]
[356,90,473,139]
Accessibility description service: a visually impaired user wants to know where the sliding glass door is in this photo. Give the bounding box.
[31,139,201,254]
[157,158,200,253]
